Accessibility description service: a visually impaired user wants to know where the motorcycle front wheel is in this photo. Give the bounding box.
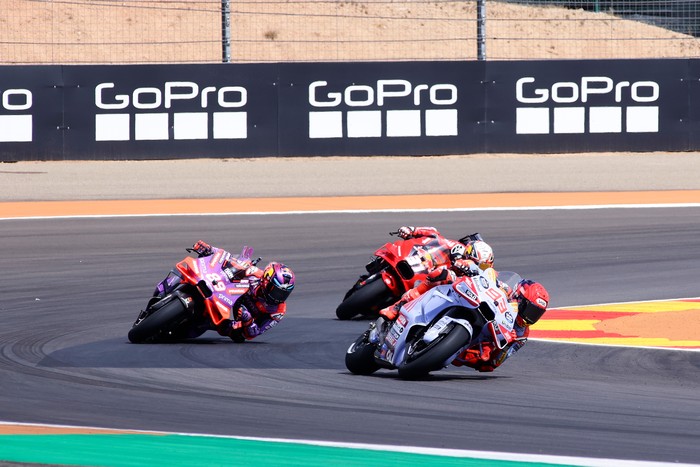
[127,298,190,343]
[335,275,396,320]
[397,324,471,380]
[345,332,380,375]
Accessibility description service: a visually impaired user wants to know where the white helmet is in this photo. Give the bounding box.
[466,240,494,270]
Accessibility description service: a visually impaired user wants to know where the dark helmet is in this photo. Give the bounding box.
[514,280,549,325]
[260,262,295,305]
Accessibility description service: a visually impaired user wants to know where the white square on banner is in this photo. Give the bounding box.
[627,106,659,133]
[309,111,342,138]
[0,115,32,142]
[426,109,458,136]
[174,112,208,140]
[387,110,421,137]
[135,113,169,140]
[348,110,382,138]
[95,114,129,141]
[213,112,247,139]
[516,108,549,134]
[554,107,585,134]
[589,107,622,133]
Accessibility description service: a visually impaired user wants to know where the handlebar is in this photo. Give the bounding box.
[388,231,483,242]
[185,247,262,266]
[389,231,483,244]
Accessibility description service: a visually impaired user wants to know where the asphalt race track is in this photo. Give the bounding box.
[1,208,700,464]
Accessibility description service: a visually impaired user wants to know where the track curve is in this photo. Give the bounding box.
[1,208,699,464]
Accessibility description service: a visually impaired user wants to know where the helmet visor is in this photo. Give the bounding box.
[265,282,293,304]
[519,300,546,325]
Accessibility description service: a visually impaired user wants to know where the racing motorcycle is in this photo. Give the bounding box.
[345,271,523,379]
[336,231,484,320]
[128,246,260,343]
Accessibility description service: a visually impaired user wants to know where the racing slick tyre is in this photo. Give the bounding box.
[336,276,396,320]
[345,332,380,375]
[128,298,189,343]
[397,324,471,380]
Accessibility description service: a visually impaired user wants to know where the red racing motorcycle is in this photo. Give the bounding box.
[335,231,483,320]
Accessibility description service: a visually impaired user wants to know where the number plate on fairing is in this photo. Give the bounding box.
[454,280,479,306]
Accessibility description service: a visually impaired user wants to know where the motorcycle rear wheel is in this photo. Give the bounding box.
[128,298,189,343]
[397,325,471,380]
[336,275,396,320]
[345,332,380,375]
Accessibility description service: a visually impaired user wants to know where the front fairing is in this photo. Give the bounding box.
[153,270,183,298]
[172,247,254,326]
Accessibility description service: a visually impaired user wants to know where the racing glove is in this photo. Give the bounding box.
[449,243,467,262]
[192,240,213,257]
[397,226,415,239]
[234,307,254,328]
[453,259,480,277]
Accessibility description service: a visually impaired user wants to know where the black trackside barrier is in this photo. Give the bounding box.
[0,59,698,161]
[0,66,64,160]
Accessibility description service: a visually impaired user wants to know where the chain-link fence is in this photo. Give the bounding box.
[1,0,699,64]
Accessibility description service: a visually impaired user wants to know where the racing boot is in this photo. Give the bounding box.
[369,301,403,345]
[379,302,400,321]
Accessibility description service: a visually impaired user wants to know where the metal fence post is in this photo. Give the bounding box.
[222,0,231,63]
[477,0,486,61]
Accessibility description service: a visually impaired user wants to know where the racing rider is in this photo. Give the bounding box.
[376,225,496,323]
[372,262,549,372]
[451,277,549,372]
[396,225,495,275]
[191,240,295,342]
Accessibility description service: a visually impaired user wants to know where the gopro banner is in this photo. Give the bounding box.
[0,59,698,160]
[483,60,691,153]
[60,64,279,159]
[277,61,485,156]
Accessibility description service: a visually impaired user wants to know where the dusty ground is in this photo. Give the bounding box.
[2,152,700,201]
[2,0,699,63]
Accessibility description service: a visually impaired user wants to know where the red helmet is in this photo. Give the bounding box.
[514,280,549,325]
[260,262,295,305]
